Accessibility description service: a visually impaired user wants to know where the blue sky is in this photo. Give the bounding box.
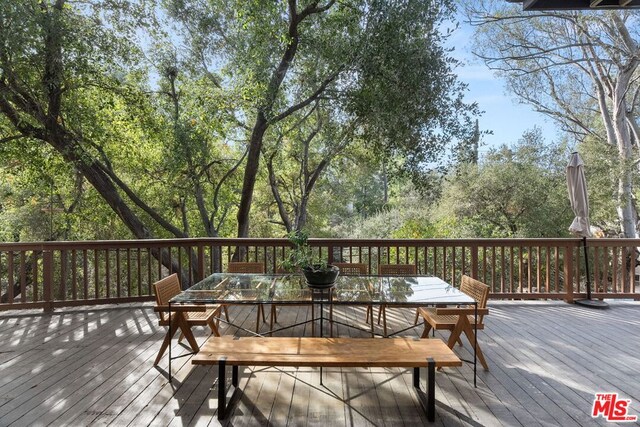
[449,19,560,153]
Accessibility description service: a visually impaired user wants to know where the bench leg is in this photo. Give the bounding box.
[232,364,239,387]
[218,358,227,420]
[217,359,240,421]
[427,357,435,422]
[414,359,436,422]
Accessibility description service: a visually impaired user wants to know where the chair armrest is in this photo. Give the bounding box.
[154,304,207,313]
[435,307,489,316]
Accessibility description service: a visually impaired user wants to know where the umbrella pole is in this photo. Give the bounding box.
[575,237,608,308]
[583,236,591,300]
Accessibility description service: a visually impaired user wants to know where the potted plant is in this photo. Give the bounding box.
[279,230,339,288]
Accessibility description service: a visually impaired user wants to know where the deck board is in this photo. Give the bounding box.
[0,301,639,426]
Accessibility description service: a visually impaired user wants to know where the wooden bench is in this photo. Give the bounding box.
[192,336,462,422]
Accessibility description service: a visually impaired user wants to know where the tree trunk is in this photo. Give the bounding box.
[267,152,293,232]
[611,67,638,238]
[235,0,336,237]
[613,82,638,238]
[295,195,309,231]
[237,113,268,237]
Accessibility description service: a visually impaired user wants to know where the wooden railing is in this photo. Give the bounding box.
[0,238,638,311]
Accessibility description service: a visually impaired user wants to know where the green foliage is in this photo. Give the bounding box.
[279,229,330,272]
[0,1,585,244]
[434,129,572,238]
[465,3,640,237]
[346,0,478,186]
[168,0,477,190]
[580,137,633,236]
[333,184,435,239]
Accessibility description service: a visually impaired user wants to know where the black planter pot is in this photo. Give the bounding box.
[302,264,340,288]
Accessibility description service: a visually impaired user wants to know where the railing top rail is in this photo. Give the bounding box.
[1,236,631,251]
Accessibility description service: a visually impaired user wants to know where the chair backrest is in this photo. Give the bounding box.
[378,264,417,276]
[333,262,368,276]
[153,273,182,323]
[460,275,490,324]
[227,262,265,274]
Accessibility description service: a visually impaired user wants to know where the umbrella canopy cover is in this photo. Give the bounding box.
[566,152,592,238]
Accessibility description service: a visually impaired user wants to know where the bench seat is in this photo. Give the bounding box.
[193,336,461,422]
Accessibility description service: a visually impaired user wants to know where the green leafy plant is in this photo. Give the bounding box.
[279,230,330,273]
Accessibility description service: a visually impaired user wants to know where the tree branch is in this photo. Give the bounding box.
[270,68,342,123]
[0,135,25,144]
[96,163,187,238]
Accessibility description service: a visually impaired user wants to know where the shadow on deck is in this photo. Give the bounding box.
[0,301,638,426]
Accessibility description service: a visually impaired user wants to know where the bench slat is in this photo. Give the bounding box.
[192,337,462,368]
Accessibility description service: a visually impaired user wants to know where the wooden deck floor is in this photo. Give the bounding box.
[0,300,638,427]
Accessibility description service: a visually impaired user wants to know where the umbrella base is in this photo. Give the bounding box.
[575,298,609,309]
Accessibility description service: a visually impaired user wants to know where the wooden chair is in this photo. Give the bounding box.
[371,264,417,337]
[333,262,368,276]
[226,262,268,332]
[153,273,222,366]
[417,275,490,370]
[332,263,369,335]
[227,262,265,274]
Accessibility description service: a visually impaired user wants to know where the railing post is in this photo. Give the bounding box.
[43,250,54,312]
[197,245,206,281]
[564,245,574,303]
[471,245,478,279]
[328,243,334,265]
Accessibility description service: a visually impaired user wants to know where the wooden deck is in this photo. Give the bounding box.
[0,301,638,426]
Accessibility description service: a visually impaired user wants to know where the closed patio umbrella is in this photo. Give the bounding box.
[566,152,608,308]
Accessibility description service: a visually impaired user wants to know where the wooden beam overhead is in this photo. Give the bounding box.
[517,0,640,9]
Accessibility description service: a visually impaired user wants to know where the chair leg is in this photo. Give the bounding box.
[207,318,221,337]
[154,315,180,366]
[461,324,489,370]
[377,305,384,325]
[375,305,388,336]
[370,310,374,337]
[178,316,200,353]
[270,305,276,337]
[414,308,420,325]
[382,307,387,337]
[255,305,265,333]
[365,305,372,323]
[421,322,433,339]
[223,305,230,321]
[448,316,489,370]
[329,304,334,338]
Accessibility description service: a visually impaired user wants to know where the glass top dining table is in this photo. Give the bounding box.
[169,273,475,306]
[164,273,480,387]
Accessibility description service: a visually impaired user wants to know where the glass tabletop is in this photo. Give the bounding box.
[170,273,475,306]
